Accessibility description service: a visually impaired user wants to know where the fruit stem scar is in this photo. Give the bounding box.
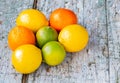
[32,0,38,9]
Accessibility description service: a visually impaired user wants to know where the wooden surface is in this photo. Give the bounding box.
[0,0,120,83]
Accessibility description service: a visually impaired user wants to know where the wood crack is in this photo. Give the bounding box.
[83,0,85,26]
[22,74,29,83]
[105,0,110,83]
[32,0,38,9]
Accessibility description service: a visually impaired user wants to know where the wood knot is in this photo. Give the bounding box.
[0,21,2,24]
[46,67,51,72]
[88,62,96,67]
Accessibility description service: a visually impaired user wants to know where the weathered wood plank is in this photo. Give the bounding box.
[107,0,120,83]
[70,0,109,82]
[27,0,109,83]
[0,0,33,83]
[0,0,120,83]
[27,0,84,83]
[0,74,22,83]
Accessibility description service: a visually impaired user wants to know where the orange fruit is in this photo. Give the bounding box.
[12,44,42,74]
[36,26,58,48]
[58,24,89,52]
[50,8,77,31]
[16,9,48,32]
[8,26,36,51]
[42,41,66,66]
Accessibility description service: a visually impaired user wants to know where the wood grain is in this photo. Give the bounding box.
[107,0,120,83]
[0,0,120,83]
[28,0,109,83]
[0,0,33,83]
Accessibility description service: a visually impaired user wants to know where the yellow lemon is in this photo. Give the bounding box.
[12,44,42,74]
[58,24,89,52]
[16,9,48,32]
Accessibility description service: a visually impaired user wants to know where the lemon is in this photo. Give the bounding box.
[12,44,42,74]
[58,24,89,52]
[16,9,48,32]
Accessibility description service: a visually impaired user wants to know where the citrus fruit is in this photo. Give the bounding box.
[8,26,36,51]
[12,44,42,74]
[36,26,58,48]
[42,41,66,66]
[16,9,48,32]
[49,8,77,31]
[58,24,89,52]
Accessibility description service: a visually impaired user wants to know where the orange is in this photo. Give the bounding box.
[16,9,48,32]
[12,44,42,74]
[8,26,36,51]
[50,8,77,31]
[42,41,66,66]
[58,24,89,52]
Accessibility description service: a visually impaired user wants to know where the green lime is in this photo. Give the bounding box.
[42,41,66,66]
[36,26,58,48]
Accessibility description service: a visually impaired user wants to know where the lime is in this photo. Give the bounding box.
[42,41,66,66]
[36,26,58,48]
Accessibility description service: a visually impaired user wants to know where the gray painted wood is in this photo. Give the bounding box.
[0,0,33,83]
[107,0,120,83]
[0,0,120,83]
[28,0,109,83]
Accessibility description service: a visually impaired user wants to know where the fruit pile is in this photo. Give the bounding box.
[8,8,89,74]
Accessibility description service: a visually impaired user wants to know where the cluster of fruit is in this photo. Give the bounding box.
[8,8,89,74]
